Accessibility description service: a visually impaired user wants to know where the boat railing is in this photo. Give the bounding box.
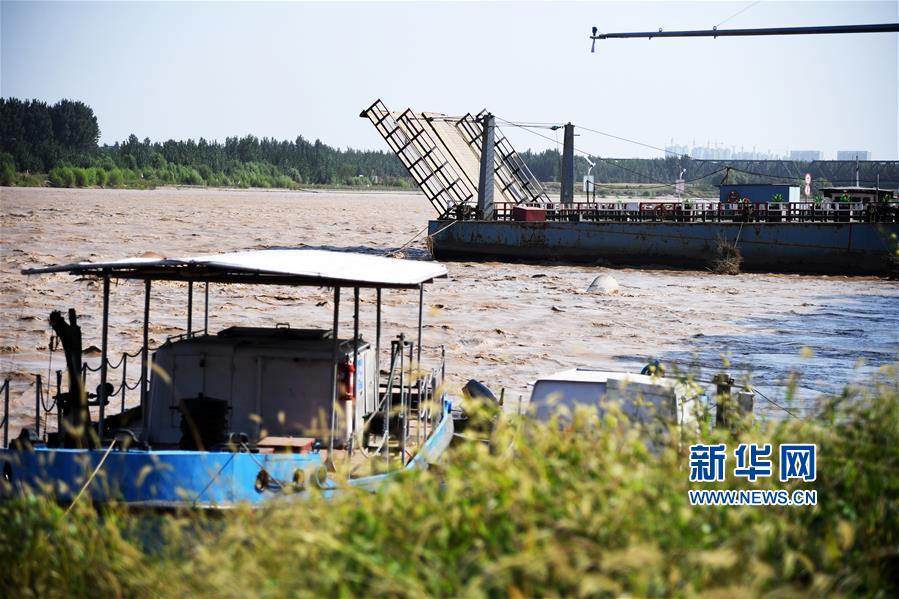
[361,337,404,459]
[487,200,899,224]
[356,337,445,473]
[82,348,148,416]
[0,344,150,448]
[2,336,449,454]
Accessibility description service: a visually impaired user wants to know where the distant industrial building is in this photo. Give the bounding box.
[665,144,690,156]
[836,151,870,161]
[664,141,785,160]
[789,150,822,161]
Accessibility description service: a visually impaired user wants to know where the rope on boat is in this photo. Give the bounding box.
[452,432,491,444]
[241,442,286,491]
[65,437,117,514]
[748,386,803,420]
[386,219,458,259]
[83,349,143,373]
[38,381,57,414]
[191,453,236,507]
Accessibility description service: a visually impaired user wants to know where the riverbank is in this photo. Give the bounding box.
[2,374,897,596]
[2,173,416,193]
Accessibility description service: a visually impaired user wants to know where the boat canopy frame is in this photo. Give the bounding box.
[22,248,448,289]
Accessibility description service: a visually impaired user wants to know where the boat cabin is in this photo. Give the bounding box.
[146,326,378,449]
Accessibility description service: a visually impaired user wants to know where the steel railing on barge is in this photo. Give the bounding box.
[488,200,899,224]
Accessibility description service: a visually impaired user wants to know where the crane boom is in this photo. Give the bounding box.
[590,22,899,51]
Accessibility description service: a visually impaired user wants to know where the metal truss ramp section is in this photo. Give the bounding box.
[362,99,550,216]
[362,100,475,217]
[456,111,550,206]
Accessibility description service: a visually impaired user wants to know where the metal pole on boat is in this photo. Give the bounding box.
[121,353,127,414]
[375,287,381,407]
[98,275,110,441]
[186,281,193,338]
[714,373,734,428]
[328,287,341,459]
[56,370,62,442]
[398,333,406,465]
[141,280,150,418]
[375,288,384,467]
[204,282,209,336]
[416,284,424,446]
[406,338,414,462]
[34,374,41,439]
[386,339,395,472]
[351,287,360,457]
[3,379,8,448]
[416,284,423,376]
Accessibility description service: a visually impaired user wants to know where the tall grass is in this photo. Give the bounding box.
[2,367,897,597]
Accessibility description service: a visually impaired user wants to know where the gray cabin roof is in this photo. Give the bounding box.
[22,249,448,289]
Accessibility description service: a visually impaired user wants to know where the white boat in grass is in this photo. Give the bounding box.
[527,367,704,431]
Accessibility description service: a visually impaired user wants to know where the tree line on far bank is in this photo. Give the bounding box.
[0,98,410,190]
[2,97,897,192]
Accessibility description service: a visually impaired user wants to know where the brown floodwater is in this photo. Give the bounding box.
[1,187,897,434]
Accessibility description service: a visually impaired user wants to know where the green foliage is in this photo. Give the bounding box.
[48,166,75,188]
[0,500,155,597]
[91,167,108,187]
[0,98,99,172]
[13,172,45,187]
[771,193,784,203]
[0,98,413,189]
[71,167,92,187]
[4,96,899,192]
[107,168,125,187]
[0,152,15,186]
[1,370,897,597]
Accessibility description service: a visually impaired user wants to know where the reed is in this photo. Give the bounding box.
[2,366,897,597]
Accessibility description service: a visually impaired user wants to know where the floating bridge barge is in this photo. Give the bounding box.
[363,100,898,275]
[427,202,899,275]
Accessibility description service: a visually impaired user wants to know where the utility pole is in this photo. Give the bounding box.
[560,123,574,204]
[477,113,496,220]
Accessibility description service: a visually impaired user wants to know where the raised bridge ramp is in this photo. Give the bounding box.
[362,99,549,217]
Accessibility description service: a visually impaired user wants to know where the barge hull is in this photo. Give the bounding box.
[428,220,899,275]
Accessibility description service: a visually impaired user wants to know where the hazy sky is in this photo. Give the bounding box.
[2,1,897,159]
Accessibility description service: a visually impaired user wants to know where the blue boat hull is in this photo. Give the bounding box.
[0,405,454,508]
[428,220,899,275]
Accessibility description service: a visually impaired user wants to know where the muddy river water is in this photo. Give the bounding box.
[1,187,897,433]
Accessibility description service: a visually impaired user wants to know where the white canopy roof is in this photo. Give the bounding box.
[22,249,448,288]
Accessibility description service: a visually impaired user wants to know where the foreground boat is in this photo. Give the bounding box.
[0,249,453,507]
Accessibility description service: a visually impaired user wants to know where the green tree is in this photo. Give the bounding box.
[0,152,15,186]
